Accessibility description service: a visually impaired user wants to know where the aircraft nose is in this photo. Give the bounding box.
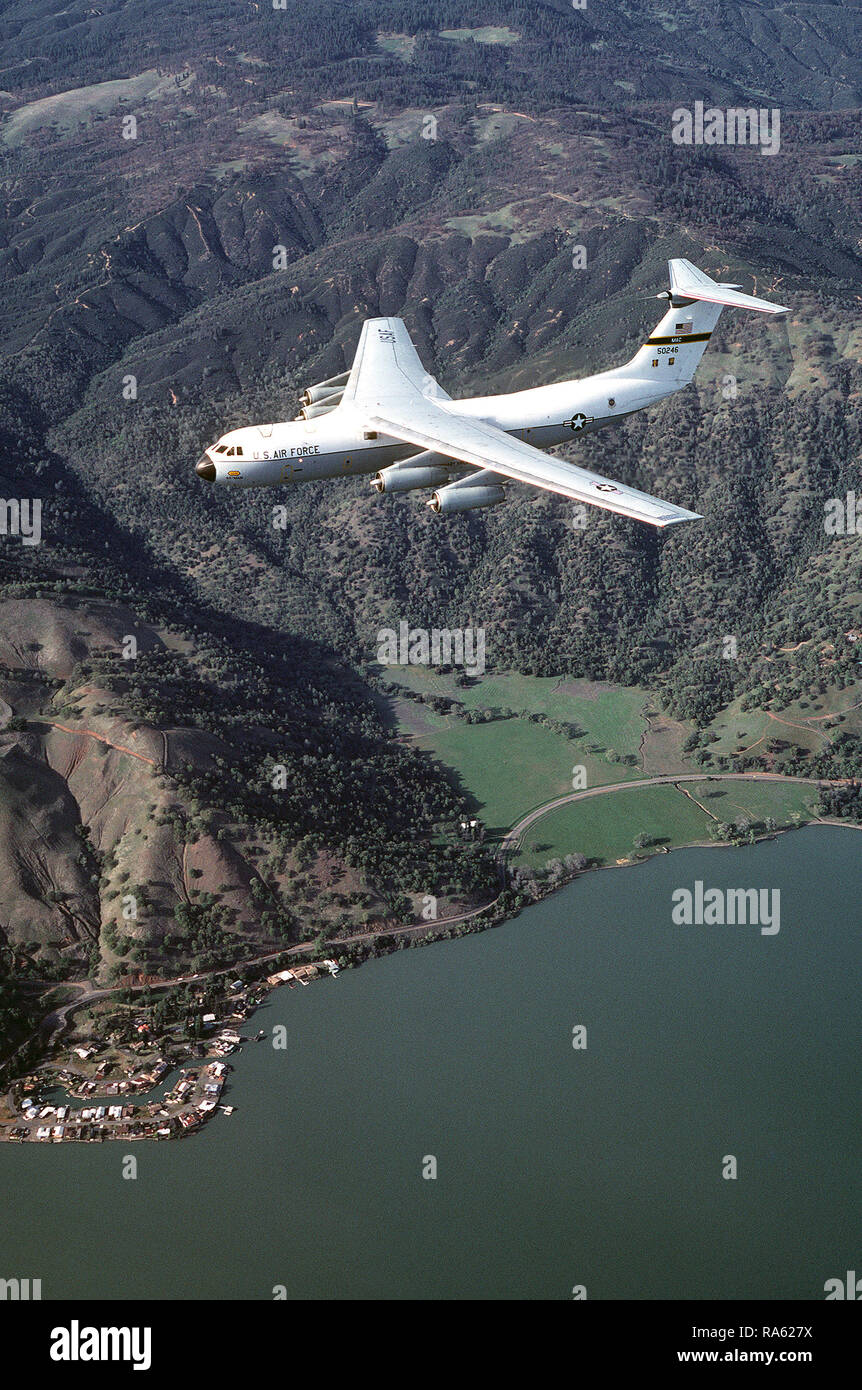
[195,455,216,482]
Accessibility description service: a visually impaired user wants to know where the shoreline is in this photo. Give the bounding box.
[1,805,858,1144]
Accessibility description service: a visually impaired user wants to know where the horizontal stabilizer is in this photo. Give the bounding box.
[669,258,788,314]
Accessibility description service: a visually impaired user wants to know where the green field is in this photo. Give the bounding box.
[395,697,641,830]
[514,778,818,869]
[702,668,862,763]
[2,70,184,146]
[388,668,649,757]
[422,718,571,830]
[387,669,646,827]
[456,673,647,754]
[376,33,416,60]
[438,26,521,45]
[516,784,713,868]
[682,778,818,827]
[385,668,822,863]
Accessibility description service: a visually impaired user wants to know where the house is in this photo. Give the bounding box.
[291,964,318,984]
[267,970,294,985]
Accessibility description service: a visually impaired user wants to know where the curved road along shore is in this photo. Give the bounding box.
[28,771,851,1049]
[500,771,833,852]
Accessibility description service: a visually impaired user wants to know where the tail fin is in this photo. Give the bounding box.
[610,258,788,391]
[668,258,788,314]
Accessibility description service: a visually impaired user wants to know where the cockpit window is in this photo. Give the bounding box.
[215,445,227,454]
[226,447,235,456]
[235,447,243,457]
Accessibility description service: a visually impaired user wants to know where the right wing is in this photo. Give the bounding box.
[368,398,701,528]
[346,316,701,527]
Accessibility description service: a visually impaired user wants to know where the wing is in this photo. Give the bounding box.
[373,400,700,526]
[345,320,699,527]
[343,317,451,404]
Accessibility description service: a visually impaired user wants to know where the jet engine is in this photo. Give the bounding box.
[301,383,346,406]
[295,370,349,421]
[427,484,506,513]
[371,465,451,494]
[300,392,343,419]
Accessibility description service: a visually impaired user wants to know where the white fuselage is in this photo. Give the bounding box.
[197,369,677,489]
[194,271,785,521]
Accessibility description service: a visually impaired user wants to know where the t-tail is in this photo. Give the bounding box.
[611,258,788,390]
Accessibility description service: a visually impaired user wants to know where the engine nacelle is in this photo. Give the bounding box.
[300,390,344,419]
[428,484,506,513]
[371,465,451,494]
[301,381,348,406]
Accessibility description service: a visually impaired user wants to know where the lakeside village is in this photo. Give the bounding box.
[0,959,339,1144]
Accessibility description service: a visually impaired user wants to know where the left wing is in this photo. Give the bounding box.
[342,317,451,404]
[346,319,700,528]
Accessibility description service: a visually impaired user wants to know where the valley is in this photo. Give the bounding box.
[0,0,861,1123]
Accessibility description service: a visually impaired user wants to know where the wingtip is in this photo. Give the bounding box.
[657,511,703,528]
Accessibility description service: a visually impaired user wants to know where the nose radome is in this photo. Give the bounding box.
[195,456,216,482]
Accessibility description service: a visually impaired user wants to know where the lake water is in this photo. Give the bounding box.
[1,825,859,1300]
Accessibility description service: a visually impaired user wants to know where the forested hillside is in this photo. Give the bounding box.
[1,0,861,1012]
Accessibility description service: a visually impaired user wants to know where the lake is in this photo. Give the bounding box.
[1,825,859,1299]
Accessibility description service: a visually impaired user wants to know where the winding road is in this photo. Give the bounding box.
[20,771,853,1054]
[500,771,831,852]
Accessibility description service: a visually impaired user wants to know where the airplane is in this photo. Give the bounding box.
[195,258,788,528]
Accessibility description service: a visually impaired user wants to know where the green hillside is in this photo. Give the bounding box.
[1,0,861,1077]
